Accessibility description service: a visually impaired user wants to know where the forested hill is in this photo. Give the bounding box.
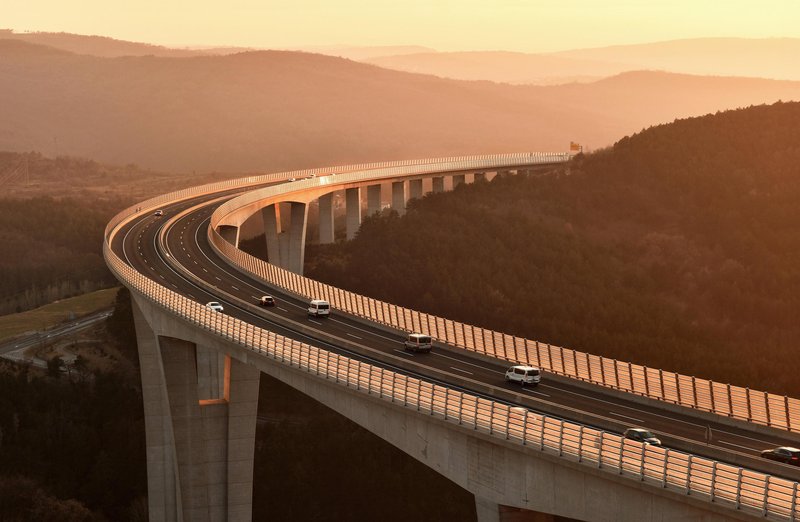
[305,101,800,396]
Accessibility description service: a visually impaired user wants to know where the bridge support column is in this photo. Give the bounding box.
[366,184,382,216]
[475,497,500,522]
[346,187,361,240]
[318,193,334,245]
[217,225,240,248]
[132,298,260,522]
[408,179,423,201]
[262,202,308,274]
[474,172,486,182]
[452,174,465,188]
[432,176,445,193]
[498,170,512,178]
[391,181,406,215]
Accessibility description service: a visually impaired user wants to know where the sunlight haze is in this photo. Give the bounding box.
[5,0,800,52]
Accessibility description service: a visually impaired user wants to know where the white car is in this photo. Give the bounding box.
[307,299,330,318]
[504,365,541,386]
[403,333,433,353]
[206,301,224,312]
[154,209,164,217]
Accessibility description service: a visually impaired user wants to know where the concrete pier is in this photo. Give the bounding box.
[452,174,466,188]
[217,225,240,248]
[346,188,361,240]
[318,193,334,245]
[391,181,406,215]
[432,176,445,193]
[408,179,423,201]
[366,184,382,216]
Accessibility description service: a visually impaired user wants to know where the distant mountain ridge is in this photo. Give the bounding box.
[365,38,800,85]
[2,39,800,171]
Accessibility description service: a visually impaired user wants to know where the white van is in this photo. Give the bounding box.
[403,333,432,353]
[504,365,541,386]
[307,299,330,318]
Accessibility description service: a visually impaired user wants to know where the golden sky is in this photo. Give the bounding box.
[5,0,800,52]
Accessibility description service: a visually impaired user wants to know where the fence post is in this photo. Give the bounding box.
[735,468,743,509]
[577,425,584,462]
[790,481,797,520]
[709,380,716,414]
[540,416,547,450]
[639,444,646,480]
[597,432,604,468]
[628,362,634,393]
[489,401,495,434]
[618,439,625,474]
[765,391,771,427]
[458,393,464,425]
[710,461,717,502]
[727,384,734,418]
[763,475,771,516]
[787,396,793,432]
[644,367,650,397]
[558,421,564,456]
[613,360,620,389]
[522,409,528,446]
[685,455,693,494]
[599,357,606,386]
[746,387,753,422]
[692,377,698,408]
[662,449,669,487]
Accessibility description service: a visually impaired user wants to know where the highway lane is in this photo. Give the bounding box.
[0,308,113,356]
[114,188,800,480]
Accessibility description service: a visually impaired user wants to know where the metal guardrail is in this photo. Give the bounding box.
[103,241,799,520]
[104,153,800,520]
[207,156,800,435]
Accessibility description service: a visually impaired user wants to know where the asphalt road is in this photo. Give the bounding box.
[0,309,113,357]
[111,188,800,480]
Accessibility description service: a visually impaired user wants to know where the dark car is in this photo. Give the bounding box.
[624,428,662,446]
[259,295,276,307]
[760,447,800,466]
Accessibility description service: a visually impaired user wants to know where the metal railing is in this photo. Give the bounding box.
[103,238,799,520]
[206,156,800,434]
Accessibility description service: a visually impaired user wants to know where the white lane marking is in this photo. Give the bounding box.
[450,366,473,375]
[214,276,222,281]
[520,388,551,397]
[202,267,208,272]
[718,440,760,452]
[308,319,322,325]
[231,285,239,291]
[432,351,505,374]
[608,411,644,423]
[538,384,707,429]
[346,333,362,340]
[394,349,414,357]
[277,307,288,312]
[251,295,260,300]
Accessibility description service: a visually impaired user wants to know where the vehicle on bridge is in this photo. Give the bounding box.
[624,428,662,446]
[760,446,800,465]
[404,333,432,353]
[258,295,276,307]
[205,301,224,312]
[154,209,164,217]
[307,299,330,318]
[504,365,541,386]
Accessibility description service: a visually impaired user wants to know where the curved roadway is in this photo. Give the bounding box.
[113,183,800,481]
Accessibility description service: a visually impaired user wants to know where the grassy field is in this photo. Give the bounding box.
[0,287,119,342]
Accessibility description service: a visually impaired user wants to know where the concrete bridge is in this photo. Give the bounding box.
[105,153,800,521]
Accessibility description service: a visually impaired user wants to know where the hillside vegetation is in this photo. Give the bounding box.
[306,101,800,396]
[3,40,800,171]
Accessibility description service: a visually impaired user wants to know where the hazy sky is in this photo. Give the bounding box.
[5,0,800,52]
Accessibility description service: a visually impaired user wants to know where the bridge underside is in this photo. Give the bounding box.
[131,293,747,522]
